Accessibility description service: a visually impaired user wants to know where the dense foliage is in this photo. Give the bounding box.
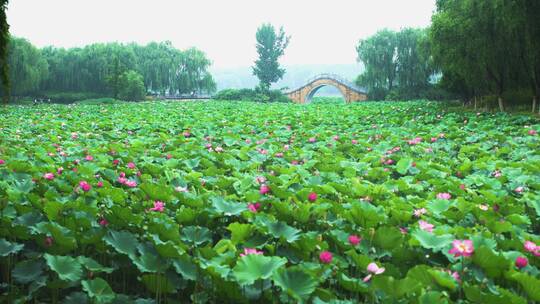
[430,0,540,111]
[355,28,437,101]
[213,88,290,103]
[5,37,48,96]
[117,70,146,102]
[0,0,9,103]
[0,39,216,101]
[252,24,290,92]
[1,101,539,303]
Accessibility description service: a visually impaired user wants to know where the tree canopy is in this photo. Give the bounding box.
[0,38,217,101]
[252,23,290,91]
[430,0,540,111]
[0,0,9,103]
[356,28,435,100]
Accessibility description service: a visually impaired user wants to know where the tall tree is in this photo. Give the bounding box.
[356,28,434,100]
[0,0,9,104]
[7,37,48,96]
[252,23,290,91]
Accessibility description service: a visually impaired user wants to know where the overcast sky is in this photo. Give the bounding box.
[7,0,436,68]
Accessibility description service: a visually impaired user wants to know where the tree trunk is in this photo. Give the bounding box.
[498,96,505,112]
[533,96,537,113]
[474,96,477,110]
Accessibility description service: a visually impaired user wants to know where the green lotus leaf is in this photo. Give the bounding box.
[82,278,116,304]
[103,230,139,257]
[44,254,83,282]
[210,196,247,216]
[12,259,45,284]
[0,238,24,256]
[273,267,318,302]
[172,255,198,281]
[233,254,287,285]
[181,226,212,246]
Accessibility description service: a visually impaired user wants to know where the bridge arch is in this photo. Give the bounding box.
[286,74,368,104]
[305,82,348,103]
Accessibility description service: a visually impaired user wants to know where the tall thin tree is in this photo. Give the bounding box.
[0,0,9,104]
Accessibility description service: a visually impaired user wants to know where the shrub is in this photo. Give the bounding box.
[213,88,290,103]
[75,98,122,105]
[42,92,105,104]
[117,70,146,101]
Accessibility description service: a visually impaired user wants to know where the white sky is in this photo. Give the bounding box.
[7,0,436,68]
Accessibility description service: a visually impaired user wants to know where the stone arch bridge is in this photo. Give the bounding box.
[286,74,368,104]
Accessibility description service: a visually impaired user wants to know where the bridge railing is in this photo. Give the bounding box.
[285,74,366,94]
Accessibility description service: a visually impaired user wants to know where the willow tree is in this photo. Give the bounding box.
[0,0,9,104]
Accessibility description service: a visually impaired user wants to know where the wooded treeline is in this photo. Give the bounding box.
[0,37,216,100]
[356,0,540,111]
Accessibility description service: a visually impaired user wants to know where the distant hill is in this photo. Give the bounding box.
[211,63,364,96]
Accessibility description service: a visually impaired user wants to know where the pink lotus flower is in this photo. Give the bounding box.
[127,162,136,169]
[240,248,263,257]
[283,144,290,151]
[44,236,54,247]
[319,251,333,264]
[259,184,270,195]
[363,262,385,282]
[256,176,266,184]
[99,218,108,226]
[57,167,64,175]
[419,220,434,233]
[175,186,188,192]
[308,137,316,143]
[43,172,55,180]
[366,147,373,152]
[85,155,94,161]
[275,152,284,158]
[431,137,438,143]
[166,154,172,159]
[351,139,358,144]
[113,159,119,166]
[385,159,394,165]
[245,139,251,144]
[0,159,5,165]
[125,180,137,188]
[478,204,489,211]
[515,256,528,269]
[333,135,339,141]
[71,132,78,139]
[248,202,261,213]
[528,129,537,135]
[96,181,104,188]
[448,240,474,257]
[408,137,422,145]
[348,235,361,246]
[79,181,91,192]
[492,170,502,178]
[215,146,224,153]
[205,143,212,149]
[459,184,466,190]
[399,227,409,234]
[308,192,317,202]
[437,192,452,200]
[515,186,524,193]
[149,201,165,212]
[414,208,427,217]
[183,131,191,137]
[291,160,299,165]
[446,270,460,282]
[524,241,537,253]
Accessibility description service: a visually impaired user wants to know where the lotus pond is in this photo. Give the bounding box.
[0,101,539,303]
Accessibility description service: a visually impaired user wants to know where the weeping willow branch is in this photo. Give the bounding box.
[0,0,9,104]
